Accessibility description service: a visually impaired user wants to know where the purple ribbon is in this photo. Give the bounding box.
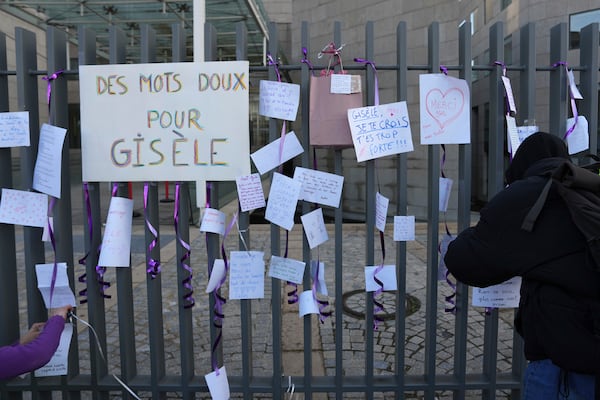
[210,212,238,373]
[174,183,194,308]
[284,231,299,305]
[301,47,314,72]
[354,58,379,106]
[143,183,161,278]
[439,65,449,75]
[77,183,94,303]
[266,52,282,83]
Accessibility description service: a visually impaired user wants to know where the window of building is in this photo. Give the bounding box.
[501,0,512,11]
[569,8,600,49]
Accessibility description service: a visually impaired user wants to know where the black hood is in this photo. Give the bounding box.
[505,132,569,184]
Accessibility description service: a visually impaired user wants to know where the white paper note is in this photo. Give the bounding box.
[98,196,133,267]
[300,208,329,249]
[35,323,73,377]
[199,207,226,235]
[393,215,415,241]
[299,290,320,317]
[205,366,230,400]
[265,172,301,231]
[35,262,77,309]
[250,131,304,175]
[472,277,522,308]
[0,111,29,147]
[293,167,344,208]
[310,260,328,296]
[33,124,67,199]
[365,265,397,292]
[566,115,589,155]
[501,76,517,113]
[330,74,352,94]
[268,255,305,284]
[0,188,48,228]
[235,173,266,212]
[375,192,389,232]
[229,251,265,300]
[258,80,300,121]
[439,177,453,212]
[206,259,227,293]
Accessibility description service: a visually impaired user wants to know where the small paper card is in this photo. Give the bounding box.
[501,76,517,113]
[258,80,300,121]
[98,196,133,267]
[393,215,415,241]
[42,216,54,242]
[206,259,226,293]
[299,290,320,317]
[33,123,68,199]
[517,125,539,143]
[330,74,361,94]
[439,177,453,212]
[235,173,266,212]
[0,188,48,228]
[229,251,265,300]
[265,172,301,231]
[348,101,414,162]
[419,74,471,144]
[205,366,230,400]
[268,255,305,284]
[438,233,454,281]
[34,323,73,377]
[199,207,226,235]
[472,277,522,308]
[375,192,389,232]
[35,262,77,308]
[250,131,304,175]
[310,260,328,296]
[0,111,29,147]
[300,208,328,249]
[566,115,589,155]
[293,167,344,208]
[365,265,397,292]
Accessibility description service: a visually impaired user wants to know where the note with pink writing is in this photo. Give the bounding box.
[98,196,133,267]
[0,188,48,228]
[200,207,226,235]
[235,173,266,212]
[419,74,470,144]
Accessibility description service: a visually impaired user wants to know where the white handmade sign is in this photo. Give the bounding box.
[79,61,250,182]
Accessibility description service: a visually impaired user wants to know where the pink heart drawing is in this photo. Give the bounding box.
[425,88,465,130]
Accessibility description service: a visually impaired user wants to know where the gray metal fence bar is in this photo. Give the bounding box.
[424,21,441,400]
[77,25,110,400]
[452,20,472,400]
[549,23,568,138]
[519,23,536,124]
[579,22,599,154]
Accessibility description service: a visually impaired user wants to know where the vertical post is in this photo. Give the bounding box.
[424,21,440,400]
[549,23,568,138]
[109,25,138,395]
[579,23,599,154]
[451,20,473,400]
[519,23,536,124]
[78,26,109,400]
[394,20,408,400]
[193,0,205,62]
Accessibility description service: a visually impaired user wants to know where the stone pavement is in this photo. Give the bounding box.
[12,159,517,399]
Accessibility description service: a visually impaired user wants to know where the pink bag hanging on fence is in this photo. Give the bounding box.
[309,43,363,148]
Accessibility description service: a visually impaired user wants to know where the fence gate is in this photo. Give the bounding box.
[0,16,598,400]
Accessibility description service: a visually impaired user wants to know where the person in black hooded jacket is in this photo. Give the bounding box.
[444,132,600,399]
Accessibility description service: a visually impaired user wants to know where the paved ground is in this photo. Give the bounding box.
[11,154,518,399]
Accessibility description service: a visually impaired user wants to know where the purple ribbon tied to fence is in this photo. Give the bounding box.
[174,183,194,308]
[266,52,282,83]
[143,183,161,278]
[354,58,379,106]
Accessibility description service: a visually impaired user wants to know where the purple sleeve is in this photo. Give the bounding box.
[0,316,65,380]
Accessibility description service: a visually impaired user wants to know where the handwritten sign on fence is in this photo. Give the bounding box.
[347,101,414,162]
[79,61,250,182]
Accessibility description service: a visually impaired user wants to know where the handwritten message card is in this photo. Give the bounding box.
[250,131,304,175]
[472,277,522,308]
[33,124,67,199]
[375,192,389,232]
[206,259,226,293]
[0,188,48,228]
[236,173,266,212]
[0,111,29,147]
[310,260,328,296]
[501,76,517,113]
[35,323,73,377]
[205,366,230,400]
[293,167,344,208]
[299,290,320,317]
[98,196,133,267]
[265,172,301,231]
[229,251,265,300]
[300,208,328,249]
[365,265,397,292]
[393,215,415,241]
[268,255,305,284]
[566,115,589,155]
[35,262,77,308]
[199,208,226,235]
[419,74,470,144]
[258,80,300,121]
[347,101,414,162]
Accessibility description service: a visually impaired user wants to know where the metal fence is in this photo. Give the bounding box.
[0,17,598,400]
